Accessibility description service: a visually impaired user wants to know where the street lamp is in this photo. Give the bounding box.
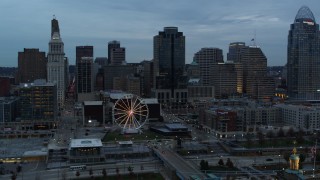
[278,154,281,170]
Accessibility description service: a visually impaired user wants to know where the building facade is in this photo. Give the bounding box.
[193,48,223,86]
[47,18,68,109]
[19,79,57,121]
[227,42,245,63]
[153,27,187,103]
[17,48,47,84]
[108,41,120,65]
[287,6,320,100]
[110,47,125,65]
[0,97,19,123]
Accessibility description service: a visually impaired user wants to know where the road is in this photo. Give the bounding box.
[3,160,162,180]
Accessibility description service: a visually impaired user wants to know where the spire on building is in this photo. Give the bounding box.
[51,16,60,37]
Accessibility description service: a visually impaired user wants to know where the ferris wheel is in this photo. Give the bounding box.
[112,94,149,131]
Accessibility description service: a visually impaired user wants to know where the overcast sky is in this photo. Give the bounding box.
[1,0,320,67]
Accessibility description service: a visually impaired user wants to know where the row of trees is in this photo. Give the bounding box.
[200,158,234,171]
[75,166,136,179]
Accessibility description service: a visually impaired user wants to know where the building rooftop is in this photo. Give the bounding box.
[295,6,315,22]
[83,101,103,106]
[143,98,158,104]
[70,139,102,148]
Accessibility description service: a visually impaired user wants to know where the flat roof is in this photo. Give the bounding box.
[70,139,102,148]
[143,98,158,104]
[109,93,132,100]
[23,150,47,157]
[165,123,188,130]
[118,141,133,145]
[83,101,103,106]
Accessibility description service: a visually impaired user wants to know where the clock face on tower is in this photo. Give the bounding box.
[52,32,60,40]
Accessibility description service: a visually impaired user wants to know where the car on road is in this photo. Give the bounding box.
[266,158,273,161]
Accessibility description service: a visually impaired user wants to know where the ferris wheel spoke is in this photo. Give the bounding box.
[133,116,142,128]
[131,97,139,111]
[123,115,131,129]
[133,112,147,118]
[134,104,147,111]
[134,109,148,113]
[115,113,128,122]
[114,105,129,113]
[132,99,142,112]
[117,117,127,125]
[120,98,130,110]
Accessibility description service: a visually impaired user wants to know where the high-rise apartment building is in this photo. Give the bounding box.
[108,41,120,65]
[193,48,223,86]
[77,57,93,93]
[19,79,57,120]
[76,46,94,101]
[107,41,125,65]
[225,43,274,100]
[153,27,187,103]
[76,46,93,63]
[110,48,126,65]
[287,6,320,100]
[211,63,238,98]
[241,46,266,93]
[47,17,68,109]
[17,48,47,84]
[227,42,245,62]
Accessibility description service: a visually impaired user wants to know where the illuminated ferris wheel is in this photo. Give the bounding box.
[112,94,149,131]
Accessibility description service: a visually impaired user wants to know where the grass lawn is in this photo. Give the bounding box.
[73,173,164,180]
[102,130,167,142]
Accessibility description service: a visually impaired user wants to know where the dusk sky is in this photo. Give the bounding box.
[1,0,320,67]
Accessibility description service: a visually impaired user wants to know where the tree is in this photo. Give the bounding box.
[296,129,305,144]
[266,130,274,139]
[299,154,306,169]
[287,127,295,137]
[218,158,224,166]
[283,152,290,164]
[200,160,206,170]
[257,131,265,146]
[245,133,253,148]
[11,174,16,180]
[278,128,285,137]
[61,169,68,180]
[128,166,134,176]
[89,168,93,178]
[102,168,107,177]
[200,160,209,170]
[226,158,234,168]
[116,167,120,175]
[16,165,22,173]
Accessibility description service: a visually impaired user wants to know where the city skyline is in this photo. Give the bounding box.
[1,0,320,67]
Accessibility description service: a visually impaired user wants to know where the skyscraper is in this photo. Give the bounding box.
[227,42,245,62]
[110,47,126,65]
[193,48,223,86]
[108,40,120,65]
[287,6,320,100]
[153,27,187,103]
[76,46,93,63]
[17,48,47,84]
[47,17,68,109]
[76,46,94,101]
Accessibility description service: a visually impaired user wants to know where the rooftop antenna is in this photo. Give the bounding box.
[251,30,256,46]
